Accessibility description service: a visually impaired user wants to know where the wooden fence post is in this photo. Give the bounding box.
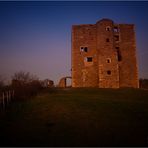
[12,90,14,98]
[8,91,10,103]
[2,92,5,109]
[0,90,15,109]
[6,91,9,104]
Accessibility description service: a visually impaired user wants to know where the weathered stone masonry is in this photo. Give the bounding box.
[72,18,139,88]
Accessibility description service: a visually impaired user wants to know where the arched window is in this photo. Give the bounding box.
[106,26,111,31]
[107,58,111,63]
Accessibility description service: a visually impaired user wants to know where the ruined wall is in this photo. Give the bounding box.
[72,18,139,88]
[58,77,72,88]
[58,77,66,88]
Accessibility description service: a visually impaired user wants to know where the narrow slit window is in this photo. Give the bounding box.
[117,49,122,61]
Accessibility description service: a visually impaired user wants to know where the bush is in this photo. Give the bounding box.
[139,78,148,89]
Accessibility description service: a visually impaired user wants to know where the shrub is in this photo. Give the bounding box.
[11,71,42,100]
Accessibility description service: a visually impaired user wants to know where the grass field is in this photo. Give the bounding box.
[0,88,148,146]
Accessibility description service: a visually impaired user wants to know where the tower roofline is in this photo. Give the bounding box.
[96,18,113,24]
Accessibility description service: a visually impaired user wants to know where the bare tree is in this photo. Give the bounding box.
[0,75,4,88]
[11,71,38,84]
[11,71,41,99]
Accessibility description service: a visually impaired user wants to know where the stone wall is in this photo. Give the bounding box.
[71,18,139,88]
[58,77,72,88]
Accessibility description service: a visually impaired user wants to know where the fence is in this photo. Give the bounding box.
[0,90,14,109]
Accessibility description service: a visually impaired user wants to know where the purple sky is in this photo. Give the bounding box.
[0,1,148,85]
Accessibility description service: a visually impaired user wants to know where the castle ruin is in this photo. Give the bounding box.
[71,18,139,88]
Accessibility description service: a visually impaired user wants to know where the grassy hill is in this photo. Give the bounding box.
[0,88,148,146]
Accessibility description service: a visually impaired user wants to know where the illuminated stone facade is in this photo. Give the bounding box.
[72,18,139,88]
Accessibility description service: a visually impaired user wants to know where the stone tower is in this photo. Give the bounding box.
[71,18,139,88]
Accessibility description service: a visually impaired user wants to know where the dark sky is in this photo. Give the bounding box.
[0,1,148,84]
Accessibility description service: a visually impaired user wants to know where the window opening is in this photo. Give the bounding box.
[117,49,122,61]
[107,58,111,63]
[80,46,88,52]
[84,47,88,52]
[114,27,118,32]
[106,38,110,42]
[107,70,111,75]
[106,26,111,31]
[85,57,93,62]
[114,35,119,41]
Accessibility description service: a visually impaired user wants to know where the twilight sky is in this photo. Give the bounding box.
[0,1,148,85]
